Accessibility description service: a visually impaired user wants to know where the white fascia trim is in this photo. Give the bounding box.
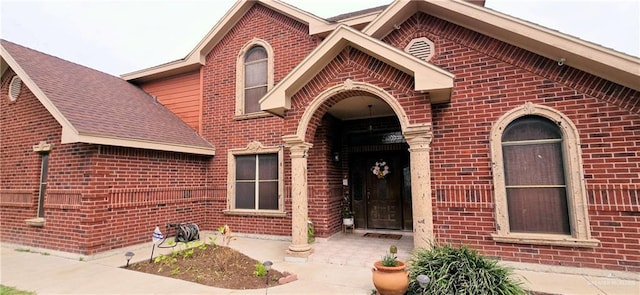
[442,0,639,76]
[310,11,381,36]
[61,130,215,156]
[123,0,330,81]
[363,0,416,38]
[259,25,454,116]
[1,46,77,134]
[364,0,639,91]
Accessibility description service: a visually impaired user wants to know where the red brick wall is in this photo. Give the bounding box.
[82,147,212,253]
[308,115,343,237]
[383,12,640,272]
[1,69,216,254]
[199,4,321,236]
[1,69,91,253]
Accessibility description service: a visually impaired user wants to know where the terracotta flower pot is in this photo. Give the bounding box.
[372,260,409,295]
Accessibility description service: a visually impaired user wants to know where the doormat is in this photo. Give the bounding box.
[363,233,402,240]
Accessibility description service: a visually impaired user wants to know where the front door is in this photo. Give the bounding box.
[350,151,408,229]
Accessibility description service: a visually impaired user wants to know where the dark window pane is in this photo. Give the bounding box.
[245,46,267,62]
[258,182,278,210]
[236,182,255,209]
[245,86,267,113]
[503,143,565,186]
[259,154,278,180]
[507,187,570,234]
[245,61,267,87]
[502,115,570,235]
[236,155,255,180]
[503,116,561,142]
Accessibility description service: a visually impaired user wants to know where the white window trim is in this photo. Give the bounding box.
[235,38,274,119]
[490,102,599,248]
[226,141,285,217]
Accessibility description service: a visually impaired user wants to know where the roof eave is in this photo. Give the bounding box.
[364,0,640,91]
[310,11,381,36]
[123,0,331,82]
[121,61,202,83]
[62,130,216,156]
[1,44,78,135]
[259,25,454,117]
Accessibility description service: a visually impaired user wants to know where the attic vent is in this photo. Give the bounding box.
[405,37,435,61]
[9,75,22,102]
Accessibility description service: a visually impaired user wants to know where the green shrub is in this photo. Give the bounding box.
[253,262,267,277]
[407,244,526,295]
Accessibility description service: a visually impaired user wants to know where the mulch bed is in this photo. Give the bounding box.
[126,245,284,290]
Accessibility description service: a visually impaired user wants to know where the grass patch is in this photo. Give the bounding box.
[0,285,36,295]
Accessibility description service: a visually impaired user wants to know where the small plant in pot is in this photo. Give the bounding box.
[341,195,354,226]
[372,245,409,295]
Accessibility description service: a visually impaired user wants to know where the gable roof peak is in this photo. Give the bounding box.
[1,39,215,155]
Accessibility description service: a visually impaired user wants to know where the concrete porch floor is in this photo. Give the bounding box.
[308,229,414,267]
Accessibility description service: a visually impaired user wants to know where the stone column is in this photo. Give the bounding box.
[283,135,313,259]
[404,125,434,249]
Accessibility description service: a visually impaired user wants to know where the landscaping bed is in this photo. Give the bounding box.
[127,243,284,290]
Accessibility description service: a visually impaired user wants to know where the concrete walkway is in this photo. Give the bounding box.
[1,231,638,294]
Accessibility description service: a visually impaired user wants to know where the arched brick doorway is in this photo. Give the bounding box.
[284,80,434,259]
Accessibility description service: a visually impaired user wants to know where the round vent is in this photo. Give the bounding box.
[405,37,435,61]
[8,75,22,102]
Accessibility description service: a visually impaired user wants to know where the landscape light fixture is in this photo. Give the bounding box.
[417,274,431,292]
[263,260,273,285]
[124,251,135,268]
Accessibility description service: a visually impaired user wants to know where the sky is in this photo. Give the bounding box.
[1,0,638,76]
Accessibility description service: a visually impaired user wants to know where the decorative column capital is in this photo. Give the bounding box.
[403,124,432,151]
[32,141,52,153]
[283,135,313,159]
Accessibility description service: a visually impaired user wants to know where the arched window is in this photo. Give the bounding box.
[244,46,267,113]
[502,116,570,234]
[235,39,274,118]
[490,103,598,247]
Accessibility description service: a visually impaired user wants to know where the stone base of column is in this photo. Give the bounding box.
[285,245,314,263]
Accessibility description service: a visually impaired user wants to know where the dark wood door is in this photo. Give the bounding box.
[351,152,406,229]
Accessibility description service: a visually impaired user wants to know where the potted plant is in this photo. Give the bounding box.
[341,195,354,226]
[372,246,409,295]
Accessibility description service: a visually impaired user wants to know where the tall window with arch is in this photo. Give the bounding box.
[490,103,598,247]
[243,46,268,114]
[501,115,570,234]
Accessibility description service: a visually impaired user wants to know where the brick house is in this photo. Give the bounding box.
[1,0,638,272]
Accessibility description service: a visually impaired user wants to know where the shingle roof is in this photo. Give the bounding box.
[1,39,215,155]
[326,5,388,22]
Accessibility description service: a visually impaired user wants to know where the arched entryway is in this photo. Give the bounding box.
[283,80,434,259]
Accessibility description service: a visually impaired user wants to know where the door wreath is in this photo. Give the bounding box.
[371,160,390,179]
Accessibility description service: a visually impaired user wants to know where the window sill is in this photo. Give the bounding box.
[25,217,46,227]
[224,210,287,218]
[491,233,599,248]
[234,111,273,121]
